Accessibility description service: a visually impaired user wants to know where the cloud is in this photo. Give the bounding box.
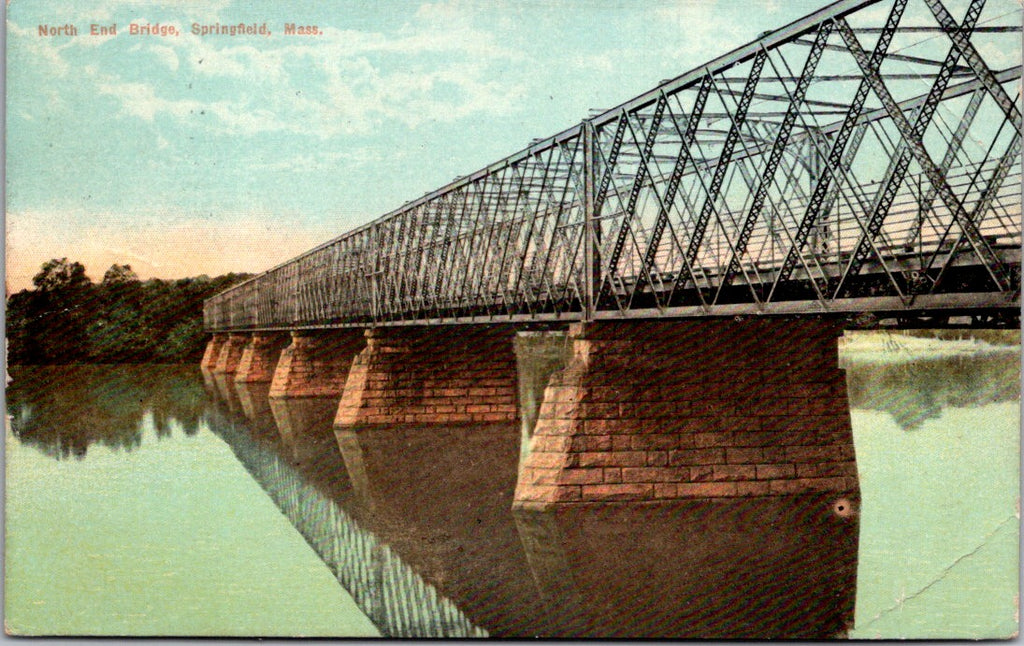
[149,44,180,72]
[96,80,204,122]
[246,148,404,173]
[73,8,529,139]
[5,0,529,141]
[569,54,615,75]
[93,75,329,137]
[7,23,73,76]
[651,1,750,62]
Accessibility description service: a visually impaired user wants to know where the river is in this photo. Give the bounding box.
[4,331,1019,637]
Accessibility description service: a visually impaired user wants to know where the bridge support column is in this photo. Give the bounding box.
[201,333,228,371]
[212,333,249,375]
[269,330,365,398]
[234,333,289,383]
[514,319,858,509]
[335,325,518,428]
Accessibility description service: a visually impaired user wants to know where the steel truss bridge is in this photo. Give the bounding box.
[205,0,1022,332]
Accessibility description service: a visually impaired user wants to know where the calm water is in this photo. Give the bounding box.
[4,332,1019,637]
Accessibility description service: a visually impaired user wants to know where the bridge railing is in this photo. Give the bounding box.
[206,0,1021,332]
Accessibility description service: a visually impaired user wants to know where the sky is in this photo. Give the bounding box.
[4,0,985,291]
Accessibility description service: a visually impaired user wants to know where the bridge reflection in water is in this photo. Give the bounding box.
[204,372,858,638]
[206,391,487,638]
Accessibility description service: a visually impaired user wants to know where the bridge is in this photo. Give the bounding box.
[203,0,1021,510]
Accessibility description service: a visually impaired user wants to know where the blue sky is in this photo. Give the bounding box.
[10,0,1001,290]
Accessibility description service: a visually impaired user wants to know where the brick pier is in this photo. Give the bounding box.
[514,319,858,509]
[269,330,366,398]
[201,318,859,509]
[235,333,290,383]
[335,325,518,427]
[201,333,228,371]
[212,333,249,375]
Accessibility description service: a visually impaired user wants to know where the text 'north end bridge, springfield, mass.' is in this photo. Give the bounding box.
[203,0,1020,515]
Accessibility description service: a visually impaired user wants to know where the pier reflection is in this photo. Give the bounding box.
[514,499,856,638]
[204,380,486,637]
[206,377,858,638]
[268,395,339,466]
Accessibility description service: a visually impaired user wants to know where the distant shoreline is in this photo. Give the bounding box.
[840,330,1020,365]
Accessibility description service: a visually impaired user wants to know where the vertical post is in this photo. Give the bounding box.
[807,126,829,257]
[291,265,298,325]
[582,120,599,321]
[807,132,820,255]
[369,227,381,324]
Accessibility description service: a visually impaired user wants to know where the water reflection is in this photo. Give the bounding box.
[203,387,486,638]
[330,422,549,636]
[268,396,340,466]
[9,339,1016,637]
[844,352,1020,431]
[210,371,243,416]
[7,365,206,460]
[514,500,856,638]
[205,379,856,638]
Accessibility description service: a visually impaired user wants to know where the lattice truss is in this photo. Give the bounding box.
[206,0,1021,331]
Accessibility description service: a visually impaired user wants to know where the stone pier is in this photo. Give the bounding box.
[514,319,858,509]
[212,333,249,375]
[269,330,366,398]
[335,325,518,428]
[201,333,228,371]
[234,333,289,383]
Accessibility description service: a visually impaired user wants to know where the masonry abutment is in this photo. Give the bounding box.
[212,333,249,375]
[334,325,519,428]
[513,319,859,509]
[201,333,229,372]
[269,329,366,398]
[234,333,289,383]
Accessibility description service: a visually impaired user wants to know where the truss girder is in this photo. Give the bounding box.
[836,16,1012,291]
[835,0,985,299]
[770,0,910,300]
[603,93,669,298]
[901,88,985,249]
[205,0,1021,332]
[640,81,712,287]
[717,22,834,299]
[681,51,769,285]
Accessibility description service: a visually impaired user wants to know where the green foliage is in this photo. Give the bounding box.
[32,258,91,293]
[7,259,252,365]
[101,263,139,285]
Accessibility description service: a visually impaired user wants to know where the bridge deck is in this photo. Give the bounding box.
[205,0,1022,332]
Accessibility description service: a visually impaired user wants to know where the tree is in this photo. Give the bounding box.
[6,290,47,364]
[32,258,91,292]
[26,259,96,362]
[7,259,252,364]
[101,264,139,286]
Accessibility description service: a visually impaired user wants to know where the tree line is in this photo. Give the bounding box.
[7,258,251,364]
